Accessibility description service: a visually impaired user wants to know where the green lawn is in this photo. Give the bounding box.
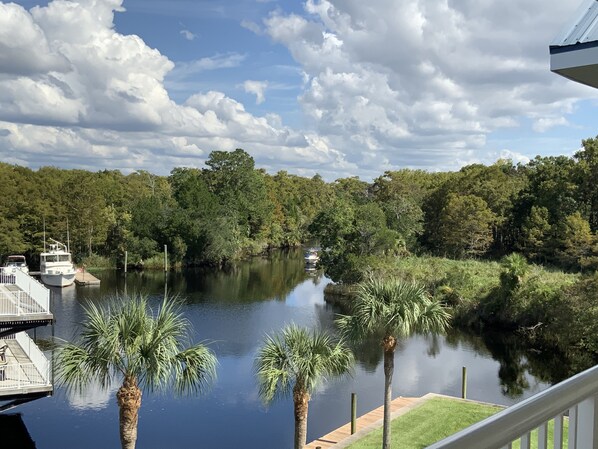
[346,397,568,449]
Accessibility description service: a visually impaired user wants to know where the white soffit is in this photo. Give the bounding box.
[550,0,598,88]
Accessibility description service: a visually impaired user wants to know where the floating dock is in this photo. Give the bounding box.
[74,272,100,286]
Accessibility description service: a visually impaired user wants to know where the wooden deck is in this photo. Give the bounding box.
[75,271,100,286]
[305,396,420,448]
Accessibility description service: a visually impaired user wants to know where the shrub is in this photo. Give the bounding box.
[80,254,113,269]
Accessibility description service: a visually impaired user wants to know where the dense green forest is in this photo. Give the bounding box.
[0,148,332,267]
[2,139,598,277]
[3,138,598,361]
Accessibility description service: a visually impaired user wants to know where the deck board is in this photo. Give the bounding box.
[305,396,419,448]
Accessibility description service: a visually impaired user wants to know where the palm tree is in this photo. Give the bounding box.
[255,324,354,449]
[337,277,450,449]
[56,294,217,449]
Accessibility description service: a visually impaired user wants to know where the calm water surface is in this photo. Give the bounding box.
[17,250,558,448]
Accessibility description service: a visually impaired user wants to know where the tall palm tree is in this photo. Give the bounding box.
[255,324,354,449]
[337,277,450,449]
[56,294,217,449]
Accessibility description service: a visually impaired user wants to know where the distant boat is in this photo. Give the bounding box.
[304,248,319,265]
[2,255,29,275]
[40,239,76,287]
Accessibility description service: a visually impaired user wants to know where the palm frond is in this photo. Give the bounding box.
[55,293,218,398]
[337,276,451,341]
[255,324,354,405]
[173,344,218,395]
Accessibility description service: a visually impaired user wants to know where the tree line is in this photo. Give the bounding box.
[2,138,598,277]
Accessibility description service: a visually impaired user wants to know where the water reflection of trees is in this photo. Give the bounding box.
[93,248,310,304]
[312,313,593,398]
[445,328,595,397]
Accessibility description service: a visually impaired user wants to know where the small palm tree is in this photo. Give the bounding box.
[337,277,450,449]
[56,294,217,449]
[255,324,354,449]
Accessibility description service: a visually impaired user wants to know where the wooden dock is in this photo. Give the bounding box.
[74,271,100,286]
[305,396,423,448]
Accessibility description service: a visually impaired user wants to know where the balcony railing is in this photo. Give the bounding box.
[428,364,598,449]
[0,269,50,317]
[0,332,51,391]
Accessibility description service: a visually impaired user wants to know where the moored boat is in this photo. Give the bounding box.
[40,239,76,287]
[304,248,319,265]
[2,255,29,275]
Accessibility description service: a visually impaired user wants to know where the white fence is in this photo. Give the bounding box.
[14,331,51,385]
[0,332,51,390]
[428,364,598,449]
[0,269,50,316]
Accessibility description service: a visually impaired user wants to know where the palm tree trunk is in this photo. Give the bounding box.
[117,376,142,449]
[293,385,310,449]
[382,336,397,449]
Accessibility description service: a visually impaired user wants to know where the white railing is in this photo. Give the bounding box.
[0,269,50,316]
[0,332,51,389]
[0,362,50,390]
[0,273,16,284]
[15,269,50,313]
[14,331,51,384]
[428,364,598,449]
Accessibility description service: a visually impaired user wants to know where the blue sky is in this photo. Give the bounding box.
[1,0,597,180]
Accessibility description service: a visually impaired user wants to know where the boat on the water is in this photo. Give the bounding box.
[304,248,319,265]
[40,239,76,287]
[2,255,29,275]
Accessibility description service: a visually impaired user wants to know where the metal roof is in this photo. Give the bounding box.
[550,0,598,89]
[551,0,598,48]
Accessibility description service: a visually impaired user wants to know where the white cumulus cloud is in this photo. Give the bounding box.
[0,0,596,180]
[0,0,353,177]
[243,80,268,104]
[261,0,598,172]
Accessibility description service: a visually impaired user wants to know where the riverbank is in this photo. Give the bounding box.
[324,255,598,376]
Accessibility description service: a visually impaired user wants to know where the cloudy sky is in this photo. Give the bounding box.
[1,0,597,180]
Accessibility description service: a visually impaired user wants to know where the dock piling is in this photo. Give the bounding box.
[351,393,357,434]
[164,245,168,272]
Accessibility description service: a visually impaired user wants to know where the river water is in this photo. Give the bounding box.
[16,249,558,448]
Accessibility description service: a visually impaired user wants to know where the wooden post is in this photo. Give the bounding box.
[351,392,357,434]
[164,244,168,272]
[462,366,467,399]
[124,251,128,274]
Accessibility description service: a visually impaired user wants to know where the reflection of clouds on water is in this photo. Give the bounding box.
[67,377,119,411]
[285,278,331,308]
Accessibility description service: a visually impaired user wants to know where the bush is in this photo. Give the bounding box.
[142,254,166,270]
[80,254,113,269]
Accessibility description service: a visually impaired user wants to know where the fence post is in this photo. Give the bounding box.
[462,366,467,399]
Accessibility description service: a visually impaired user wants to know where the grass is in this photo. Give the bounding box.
[345,397,568,449]
[387,255,578,301]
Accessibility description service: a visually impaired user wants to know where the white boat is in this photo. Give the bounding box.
[40,239,76,287]
[304,249,319,265]
[2,255,29,274]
